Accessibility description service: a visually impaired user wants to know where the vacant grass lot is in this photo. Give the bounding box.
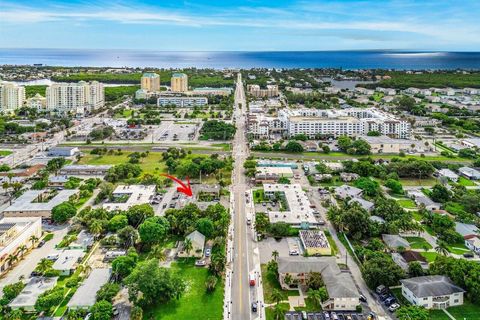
[420,252,438,263]
[0,150,12,156]
[78,151,166,174]
[405,236,432,250]
[143,259,224,320]
[399,178,438,186]
[447,301,480,319]
[458,176,476,186]
[396,199,417,209]
[446,242,471,255]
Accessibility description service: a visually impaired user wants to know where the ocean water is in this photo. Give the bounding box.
[1,49,480,69]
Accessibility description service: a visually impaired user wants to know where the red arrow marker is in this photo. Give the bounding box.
[161,174,193,197]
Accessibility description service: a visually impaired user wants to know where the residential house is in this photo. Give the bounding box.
[334,185,363,200]
[458,167,480,180]
[464,235,480,255]
[392,250,429,271]
[178,230,205,258]
[382,234,410,251]
[437,169,459,182]
[400,275,464,309]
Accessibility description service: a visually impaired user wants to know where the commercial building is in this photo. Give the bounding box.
[277,108,410,139]
[178,230,205,258]
[360,136,431,154]
[9,277,58,311]
[247,84,279,98]
[103,185,156,211]
[0,81,25,113]
[26,93,47,111]
[0,217,42,274]
[277,257,359,311]
[299,230,332,256]
[67,268,111,309]
[47,146,80,157]
[263,184,317,226]
[157,96,208,108]
[52,249,85,275]
[188,87,232,96]
[400,276,464,309]
[255,166,294,183]
[171,73,188,92]
[2,189,78,218]
[256,160,298,169]
[46,81,104,115]
[141,72,160,92]
[59,164,112,177]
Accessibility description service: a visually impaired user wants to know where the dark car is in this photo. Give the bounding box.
[359,294,367,302]
[37,240,46,248]
[384,297,396,307]
[251,302,258,312]
[464,252,474,258]
[379,293,390,301]
[30,270,40,277]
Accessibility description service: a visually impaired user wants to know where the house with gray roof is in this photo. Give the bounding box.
[277,257,359,311]
[351,198,374,211]
[334,185,362,200]
[458,166,480,180]
[401,275,464,309]
[67,268,111,309]
[10,277,58,311]
[382,234,410,250]
[178,230,205,258]
[455,222,478,237]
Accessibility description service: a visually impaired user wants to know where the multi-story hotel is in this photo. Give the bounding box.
[0,81,25,113]
[46,81,104,115]
[141,72,160,92]
[247,84,279,98]
[26,93,47,111]
[171,73,188,92]
[248,107,410,139]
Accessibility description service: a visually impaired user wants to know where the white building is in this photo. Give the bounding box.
[263,184,317,226]
[52,249,85,275]
[458,167,480,180]
[178,230,205,258]
[464,235,480,255]
[157,96,208,108]
[437,169,459,182]
[0,81,25,113]
[103,185,156,211]
[46,81,104,115]
[26,93,47,111]
[277,108,410,139]
[401,276,464,309]
[0,217,42,275]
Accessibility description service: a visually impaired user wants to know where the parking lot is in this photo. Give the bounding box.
[149,121,201,142]
[258,237,303,264]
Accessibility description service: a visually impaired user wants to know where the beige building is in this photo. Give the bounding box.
[26,93,47,111]
[171,73,188,92]
[299,230,332,256]
[247,84,279,98]
[141,72,160,92]
[0,217,42,275]
[46,81,104,115]
[0,81,25,113]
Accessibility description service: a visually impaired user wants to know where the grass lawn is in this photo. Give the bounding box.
[114,109,133,118]
[420,252,438,263]
[396,199,417,209]
[412,211,423,222]
[261,264,299,304]
[458,176,476,187]
[325,232,339,256]
[0,150,12,156]
[78,151,166,175]
[405,237,432,250]
[447,300,480,319]
[266,303,289,320]
[143,259,224,320]
[429,310,452,320]
[446,242,471,255]
[294,297,321,312]
[211,143,231,151]
[399,178,437,186]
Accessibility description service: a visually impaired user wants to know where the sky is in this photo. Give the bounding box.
[1,0,480,51]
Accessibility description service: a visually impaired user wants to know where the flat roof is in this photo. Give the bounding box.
[264,184,317,224]
[299,230,331,250]
[52,249,85,271]
[67,269,111,308]
[10,277,58,308]
[103,185,156,211]
[3,189,78,213]
[257,167,293,175]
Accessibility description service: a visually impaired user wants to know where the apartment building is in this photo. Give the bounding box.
[0,81,25,113]
[157,96,208,108]
[276,108,410,139]
[141,72,160,92]
[46,81,104,115]
[171,73,188,92]
[247,84,279,98]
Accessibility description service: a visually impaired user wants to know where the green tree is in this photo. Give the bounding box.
[90,300,113,320]
[2,282,25,301]
[385,179,403,194]
[51,201,77,223]
[354,177,380,197]
[112,249,138,280]
[108,214,128,232]
[271,289,283,304]
[138,216,170,246]
[284,140,304,153]
[430,184,451,203]
[306,272,324,290]
[408,261,425,277]
[196,218,214,238]
[396,305,429,320]
[205,275,218,292]
[96,283,121,302]
[124,259,186,307]
[127,204,155,227]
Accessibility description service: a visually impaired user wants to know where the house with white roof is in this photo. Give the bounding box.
[437,169,459,182]
[401,276,464,309]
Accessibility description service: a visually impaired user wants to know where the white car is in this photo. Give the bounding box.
[388,303,400,312]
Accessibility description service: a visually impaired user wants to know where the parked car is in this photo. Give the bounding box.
[384,297,396,307]
[464,252,474,258]
[331,312,339,320]
[195,260,206,267]
[379,293,390,301]
[205,248,211,257]
[376,285,387,294]
[37,240,46,248]
[388,303,401,312]
[251,302,257,312]
[323,312,331,320]
[359,294,368,302]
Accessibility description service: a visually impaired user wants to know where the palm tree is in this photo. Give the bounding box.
[6,254,18,268]
[89,220,104,238]
[308,288,321,306]
[17,245,27,257]
[271,288,284,304]
[184,238,193,255]
[29,235,39,247]
[271,250,279,261]
[284,273,292,286]
[37,258,53,274]
[272,303,285,320]
[435,241,449,256]
[151,244,166,261]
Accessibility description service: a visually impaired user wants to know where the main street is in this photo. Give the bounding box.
[228,73,265,319]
